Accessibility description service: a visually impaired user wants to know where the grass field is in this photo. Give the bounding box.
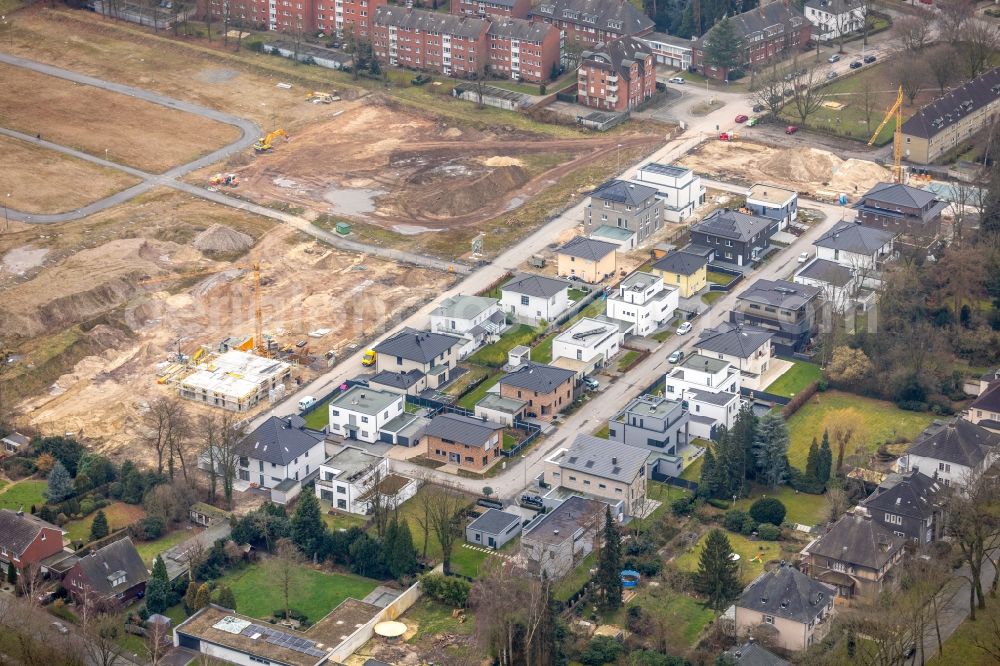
[219,563,379,622]
[0,479,47,512]
[734,486,828,526]
[674,530,781,583]
[450,545,491,579]
[392,486,474,562]
[927,595,1000,666]
[785,391,936,470]
[403,598,477,643]
[467,324,538,367]
[608,586,714,648]
[63,502,147,542]
[617,350,640,371]
[681,455,705,483]
[568,288,588,302]
[302,397,334,430]
[553,551,597,602]
[764,360,822,397]
[457,370,503,411]
[702,291,724,306]
[319,507,368,531]
[134,528,197,565]
[706,271,734,285]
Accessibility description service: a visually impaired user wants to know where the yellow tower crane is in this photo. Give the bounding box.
[869,85,904,184]
[139,263,269,357]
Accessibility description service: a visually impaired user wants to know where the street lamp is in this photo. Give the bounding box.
[617,143,622,172]
[522,454,527,490]
[3,193,9,231]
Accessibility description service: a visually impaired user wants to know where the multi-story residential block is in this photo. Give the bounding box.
[860,470,943,544]
[639,32,692,69]
[649,250,709,298]
[556,236,618,283]
[228,415,325,504]
[605,271,679,337]
[520,495,604,578]
[694,322,775,390]
[487,18,561,83]
[665,354,742,439]
[736,564,835,652]
[583,180,663,246]
[577,37,656,112]
[803,0,864,40]
[901,68,1000,164]
[897,418,1000,489]
[327,386,404,444]
[430,294,507,359]
[424,412,505,471]
[452,0,530,19]
[500,273,572,324]
[529,0,654,46]
[691,3,810,81]
[854,182,947,246]
[372,6,489,78]
[746,183,797,231]
[688,208,777,267]
[552,316,629,371]
[0,509,64,576]
[65,538,148,609]
[315,446,419,513]
[543,434,649,518]
[803,510,906,602]
[372,327,463,390]
[499,362,576,421]
[729,279,821,354]
[608,394,690,474]
[334,0,386,38]
[633,163,704,223]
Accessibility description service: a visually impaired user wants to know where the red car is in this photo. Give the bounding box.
[785,125,799,134]
[735,114,749,123]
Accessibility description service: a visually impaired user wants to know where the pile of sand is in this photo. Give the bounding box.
[484,156,525,167]
[829,158,891,193]
[761,148,842,184]
[193,224,254,253]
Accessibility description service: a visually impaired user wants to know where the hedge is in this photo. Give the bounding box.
[781,380,819,419]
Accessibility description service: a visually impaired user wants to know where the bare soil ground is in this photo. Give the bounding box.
[0,135,142,214]
[0,62,240,173]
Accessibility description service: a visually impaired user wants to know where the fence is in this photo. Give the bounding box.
[740,388,792,406]
[650,469,699,492]
[328,579,423,663]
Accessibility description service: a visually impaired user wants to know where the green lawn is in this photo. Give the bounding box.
[617,350,640,371]
[785,390,936,471]
[403,598,476,643]
[651,329,674,343]
[450,545,491,579]
[568,288,588,302]
[302,396,333,430]
[219,563,379,622]
[593,423,610,439]
[928,595,1000,666]
[764,360,822,398]
[674,531,781,584]
[706,271,733,285]
[502,432,517,451]
[0,479,47,512]
[608,587,714,648]
[702,291,724,306]
[456,371,502,411]
[319,508,368,532]
[531,330,558,364]
[680,453,706,483]
[63,502,147,543]
[553,551,597,602]
[467,324,538,367]
[392,486,474,562]
[134,529,196,565]
[733,486,828,526]
[444,365,490,398]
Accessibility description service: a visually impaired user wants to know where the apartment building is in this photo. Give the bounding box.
[529,0,654,46]
[372,6,489,78]
[452,0,530,20]
[583,179,663,246]
[854,182,948,244]
[487,18,561,83]
[577,36,656,112]
[665,354,742,440]
[639,32,693,70]
[543,434,650,518]
[608,394,690,472]
[334,0,386,38]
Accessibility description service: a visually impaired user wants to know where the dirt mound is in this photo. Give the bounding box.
[193,224,254,253]
[409,165,531,218]
[829,158,891,193]
[484,156,525,167]
[761,148,843,184]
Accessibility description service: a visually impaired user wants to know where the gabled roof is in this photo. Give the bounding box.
[530,0,654,36]
[559,434,650,483]
[691,209,774,243]
[589,179,658,206]
[804,0,863,14]
[373,5,488,39]
[431,295,498,321]
[695,322,774,359]
[424,413,504,447]
[581,36,653,82]
[860,182,939,209]
[862,470,942,520]
[902,68,1000,140]
[970,382,1000,413]
[814,220,896,255]
[796,258,854,288]
[73,538,149,596]
[737,279,821,309]
[487,17,556,42]
[500,362,576,393]
[726,642,790,666]
[468,509,521,535]
[0,509,61,558]
[808,512,906,570]
[369,369,425,390]
[557,235,618,261]
[651,250,709,276]
[738,565,833,625]
[502,273,571,299]
[237,415,324,466]
[697,2,806,48]
[373,327,462,364]
[906,418,1000,468]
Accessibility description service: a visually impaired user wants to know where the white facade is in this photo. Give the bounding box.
[429,295,505,359]
[315,449,420,514]
[794,267,857,310]
[633,163,705,223]
[500,286,570,324]
[897,451,997,490]
[639,33,692,69]
[552,317,625,369]
[328,386,404,444]
[665,355,742,439]
[238,442,325,491]
[804,0,865,40]
[606,272,679,337]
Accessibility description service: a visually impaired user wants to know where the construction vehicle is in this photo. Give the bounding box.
[361,349,377,366]
[253,129,289,153]
[208,173,240,187]
[869,85,904,184]
[140,263,270,358]
[306,91,339,104]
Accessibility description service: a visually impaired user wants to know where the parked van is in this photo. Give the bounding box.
[298,396,317,411]
[361,349,377,366]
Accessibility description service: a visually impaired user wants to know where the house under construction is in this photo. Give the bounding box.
[177,350,292,412]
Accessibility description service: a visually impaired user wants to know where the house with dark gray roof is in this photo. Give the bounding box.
[898,418,1000,489]
[730,279,821,354]
[425,413,505,471]
[65,538,149,608]
[500,273,572,324]
[430,295,507,359]
[368,369,427,396]
[803,511,906,601]
[814,220,896,270]
[499,362,577,421]
[694,322,775,389]
[520,495,605,578]
[735,564,835,652]
[466,509,522,549]
[725,642,790,666]
[529,0,654,45]
[556,236,618,283]
[543,434,650,517]
[650,250,709,298]
[794,258,857,309]
[855,182,948,246]
[689,208,777,267]
[861,470,944,544]
[0,509,64,575]
[584,180,663,247]
[968,381,1000,433]
[373,328,463,390]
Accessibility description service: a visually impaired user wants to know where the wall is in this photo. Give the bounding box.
[557,252,616,283]
[328,580,423,663]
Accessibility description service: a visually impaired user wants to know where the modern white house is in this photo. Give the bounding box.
[632,163,705,223]
[897,419,1000,490]
[693,323,774,390]
[746,184,798,231]
[804,0,865,40]
[500,273,572,325]
[429,295,507,359]
[813,220,896,286]
[794,259,858,310]
[638,32,693,70]
[315,446,419,514]
[226,415,325,504]
[606,271,679,337]
[328,386,404,444]
[665,354,742,439]
[551,317,629,373]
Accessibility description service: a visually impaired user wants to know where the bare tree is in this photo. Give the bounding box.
[789,65,829,125]
[142,397,189,478]
[180,537,207,583]
[826,485,849,523]
[896,554,954,664]
[749,60,787,119]
[412,480,435,559]
[944,469,1000,620]
[936,0,975,43]
[893,12,933,54]
[832,605,914,666]
[899,58,928,106]
[203,412,247,510]
[928,46,958,96]
[471,558,554,666]
[200,414,221,504]
[145,617,171,666]
[16,561,44,606]
[960,19,1000,81]
[950,180,982,245]
[426,485,468,576]
[265,538,304,623]
[361,463,391,537]
[824,410,858,472]
[78,599,129,666]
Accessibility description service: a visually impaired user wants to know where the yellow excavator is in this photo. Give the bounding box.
[253,129,289,153]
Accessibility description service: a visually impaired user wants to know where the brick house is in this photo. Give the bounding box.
[424,413,505,471]
[691,3,811,81]
[335,0,386,39]
[452,0,530,20]
[487,18,561,83]
[0,509,64,575]
[499,362,576,421]
[529,0,654,47]
[853,182,948,247]
[577,36,656,112]
[64,538,149,609]
[372,6,490,78]
[197,0,318,34]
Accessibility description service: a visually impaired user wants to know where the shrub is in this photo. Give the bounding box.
[420,573,471,607]
[739,515,757,535]
[139,516,166,540]
[108,482,124,499]
[781,380,819,419]
[579,635,624,666]
[895,400,928,412]
[749,497,786,526]
[671,496,694,516]
[723,510,749,532]
[817,377,830,391]
[79,499,96,517]
[757,524,781,541]
[706,498,730,510]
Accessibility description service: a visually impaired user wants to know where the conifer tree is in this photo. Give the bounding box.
[89,510,109,542]
[290,491,325,559]
[695,529,741,611]
[595,507,622,612]
[817,430,833,484]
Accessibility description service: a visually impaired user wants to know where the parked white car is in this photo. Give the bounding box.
[798,251,811,263]
[668,77,685,84]
[677,321,692,335]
